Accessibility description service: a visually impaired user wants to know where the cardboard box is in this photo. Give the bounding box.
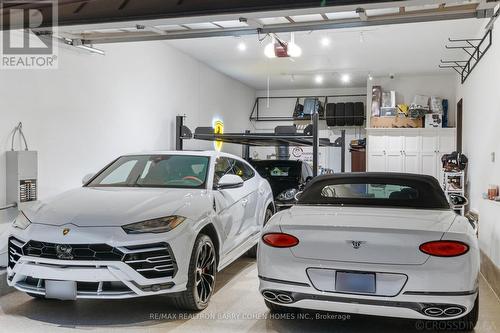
[370,116,423,128]
[425,113,443,128]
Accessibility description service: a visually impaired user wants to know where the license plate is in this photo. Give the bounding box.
[335,271,376,294]
[45,280,77,300]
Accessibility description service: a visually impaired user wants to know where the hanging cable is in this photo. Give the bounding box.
[10,122,29,151]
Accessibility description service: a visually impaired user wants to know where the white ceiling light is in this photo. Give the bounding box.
[320,36,331,47]
[314,75,324,84]
[288,32,302,58]
[341,74,350,84]
[237,41,247,52]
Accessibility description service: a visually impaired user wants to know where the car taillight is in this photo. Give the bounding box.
[262,233,299,248]
[419,241,469,257]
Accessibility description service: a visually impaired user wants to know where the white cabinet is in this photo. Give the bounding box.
[367,129,456,178]
[421,152,439,177]
[369,152,387,172]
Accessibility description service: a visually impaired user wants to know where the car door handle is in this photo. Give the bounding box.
[241,199,248,207]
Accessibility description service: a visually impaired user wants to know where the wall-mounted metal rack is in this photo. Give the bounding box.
[175,114,347,176]
[439,28,493,84]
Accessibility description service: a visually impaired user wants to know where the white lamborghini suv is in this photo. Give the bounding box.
[258,173,479,331]
[8,151,273,310]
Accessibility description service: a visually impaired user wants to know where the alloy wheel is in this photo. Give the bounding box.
[195,241,216,304]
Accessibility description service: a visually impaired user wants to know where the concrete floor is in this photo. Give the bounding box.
[0,257,499,333]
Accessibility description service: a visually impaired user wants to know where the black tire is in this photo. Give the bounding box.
[264,299,297,313]
[326,103,336,126]
[354,102,365,126]
[425,294,479,332]
[247,206,274,258]
[345,102,354,126]
[172,234,217,311]
[335,103,346,126]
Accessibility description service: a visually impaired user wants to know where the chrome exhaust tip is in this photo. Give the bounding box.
[423,305,465,318]
[276,293,294,304]
[262,290,278,301]
[262,290,295,304]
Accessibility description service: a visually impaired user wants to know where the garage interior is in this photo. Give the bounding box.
[1,0,500,332]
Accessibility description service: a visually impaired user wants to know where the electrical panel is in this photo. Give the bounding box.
[6,150,38,205]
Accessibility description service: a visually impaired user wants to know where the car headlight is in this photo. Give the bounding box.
[13,211,31,230]
[277,188,298,201]
[122,216,186,234]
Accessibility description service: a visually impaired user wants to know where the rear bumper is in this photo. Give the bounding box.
[259,277,478,320]
[257,241,480,320]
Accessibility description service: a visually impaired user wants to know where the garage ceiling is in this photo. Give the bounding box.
[48,0,496,44]
[2,0,497,43]
[167,18,487,90]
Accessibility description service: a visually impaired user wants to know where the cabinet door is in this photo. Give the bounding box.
[386,152,403,172]
[386,133,403,152]
[438,131,456,154]
[403,152,420,174]
[368,152,386,172]
[404,133,420,153]
[421,152,438,179]
[368,133,386,152]
[421,132,438,153]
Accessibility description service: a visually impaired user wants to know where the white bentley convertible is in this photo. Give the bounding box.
[8,151,273,310]
[258,173,479,331]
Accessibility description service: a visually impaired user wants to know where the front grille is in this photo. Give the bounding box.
[9,237,177,280]
[123,242,177,279]
[22,240,123,261]
[8,237,25,269]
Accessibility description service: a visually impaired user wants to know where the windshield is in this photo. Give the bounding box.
[87,155,210,189]
[253,163,300,179]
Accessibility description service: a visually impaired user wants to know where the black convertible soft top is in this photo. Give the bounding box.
[298,173,450,209]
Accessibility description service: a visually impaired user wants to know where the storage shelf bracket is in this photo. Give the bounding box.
[439,28,493,84]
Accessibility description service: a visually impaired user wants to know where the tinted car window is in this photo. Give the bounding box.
[298,174,450,209]
[231,159,255,181]
[88,155,209,189]
[213,157,232,186]
[253,162,300,180]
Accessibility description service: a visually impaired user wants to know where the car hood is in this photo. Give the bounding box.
[23,187,211,227]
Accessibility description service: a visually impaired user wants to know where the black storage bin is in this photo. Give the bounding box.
[336,103,346,126]
[345,102,354,126]
[354,102,365,126]
[326,103,336,126]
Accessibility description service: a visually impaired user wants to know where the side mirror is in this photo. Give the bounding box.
[449,194,468,207]
[305,176,313,183]
[294,191,303,202]
[217,174,244,190]
[82,173,95,185]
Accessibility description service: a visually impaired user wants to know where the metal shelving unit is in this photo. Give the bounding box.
[442,171,465,216]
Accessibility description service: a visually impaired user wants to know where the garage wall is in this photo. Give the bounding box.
[0,41,255,206]
[252,87,366,172]
[368,74,457,126]
[455,23,500,269]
